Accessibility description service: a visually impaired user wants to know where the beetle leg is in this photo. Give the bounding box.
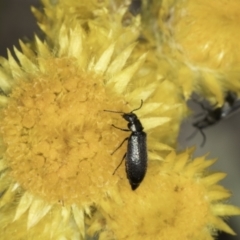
[193,112,207,119]
[199,128,207,147]
[112,124,130,132]
[186,128,199,140]
[113,153,126,175]
[111,137,129,155]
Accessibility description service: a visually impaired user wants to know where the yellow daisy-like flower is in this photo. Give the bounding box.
[144,0,240,103]
[32,0,140,56]
[88,149,240,240]
[0,5,175,239]
[0,0,239,239]
[33,0,187,147]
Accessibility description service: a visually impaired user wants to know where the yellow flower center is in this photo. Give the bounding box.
[0,58,128,205]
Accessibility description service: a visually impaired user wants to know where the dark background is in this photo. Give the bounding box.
[0,0,41,56]
[0,0,239,239]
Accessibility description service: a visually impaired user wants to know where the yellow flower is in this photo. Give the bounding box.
[0,4,178,239]
[0,0,239,239]
[88,149,240,240]
[32,0,140,56]
[141,0,240,102]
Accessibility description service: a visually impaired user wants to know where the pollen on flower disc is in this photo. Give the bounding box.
[0,58,125,205]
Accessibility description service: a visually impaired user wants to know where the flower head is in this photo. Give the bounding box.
[0,3,179,238]
[88,149,240,239]
[142,0,240,102]
[0,0,239,239]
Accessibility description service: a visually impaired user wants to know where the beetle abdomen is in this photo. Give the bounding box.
[126,132,147,190]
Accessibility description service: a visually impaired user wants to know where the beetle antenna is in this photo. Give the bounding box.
[103,109,125,114]
[131,99,143,113]
[104,100,143,114]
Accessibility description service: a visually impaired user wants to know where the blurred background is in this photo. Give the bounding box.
[0,0,239,239]
[0,0,41,56]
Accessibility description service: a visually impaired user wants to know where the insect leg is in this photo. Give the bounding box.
[192,99,210,111]
[194,112,207,118]
[186,128,199,141]
[111,137,129,155]
[112,124,130,132]
[199,128,207,147]
[113,153,126,175]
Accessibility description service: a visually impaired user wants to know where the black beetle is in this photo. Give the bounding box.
[104,100,147,190]
[188,92,239,146]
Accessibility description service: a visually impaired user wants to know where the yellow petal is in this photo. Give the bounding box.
[212,204,240,216]
[94,43,115,74]
[111,53,147,94]
[141,117,170,131]
[28,198,52,229]
[35,35,51,58]
[72,204,85,238]
[14,47,38,72]
[210,216,236,235]
[14,192,33,221]
[107,42,137,76]
[202,172,227,187]
[0,68,12,92]
[68,26,84,59]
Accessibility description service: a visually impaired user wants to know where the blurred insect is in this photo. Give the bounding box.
[129,0,142,16]
[104,100,147,190]
[188,92,240,147]
[122,0,142,26]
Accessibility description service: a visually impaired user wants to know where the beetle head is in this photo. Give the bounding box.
[122,112,137,123]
